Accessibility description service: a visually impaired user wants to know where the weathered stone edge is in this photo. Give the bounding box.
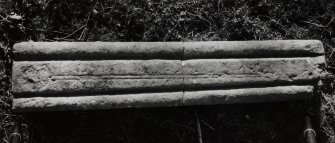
[12,85,313,112]
[184,40,324,59]
[13,42,184,60]
[13,40,324,60]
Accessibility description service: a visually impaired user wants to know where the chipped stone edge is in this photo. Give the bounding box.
[13,85,313,112]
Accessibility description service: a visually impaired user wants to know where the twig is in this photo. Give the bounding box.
[163,21,179,41]
[187,12,212,26]
[301,17,334,28]
[302,21,327,28]
[0,100,10,107]
[64,0,70,10]
[201,120,215,131]
[2,138,9,143]
[0,15,11,23]
[194,110,203,143]
[26,28,69,35]
[329,51,334,59]
[53,38,77,41]
[0,115,10,126]
[326,17,335,27]
[0,14,6,20]
[60,25,85,39]
[79,0,98,40]
[43,0,51,10]
[79,12,91,40]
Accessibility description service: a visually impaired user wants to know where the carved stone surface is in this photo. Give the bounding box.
[12,57,324,96]
[13,86,313,112]
[183,57,324,89]
[11,40,325,112]
[13,60,183,95]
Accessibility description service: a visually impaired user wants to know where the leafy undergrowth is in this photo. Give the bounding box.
[1,0,335,142]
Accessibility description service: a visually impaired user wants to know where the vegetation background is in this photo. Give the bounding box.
[0,0,335,143]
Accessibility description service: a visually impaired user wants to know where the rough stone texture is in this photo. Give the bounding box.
[14,42,184,60]
[12,60,183,95]
[12,86,312,112]
[184,40,324,59]
[13,92,184,112]
[183,57,324,89]
[12,57,324,96]
[13,40,324,61]
[183,86,313,105]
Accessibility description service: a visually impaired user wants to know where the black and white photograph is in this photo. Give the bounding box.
[0,0,334,143]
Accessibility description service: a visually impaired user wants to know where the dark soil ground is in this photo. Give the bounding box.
[1,0,335,143]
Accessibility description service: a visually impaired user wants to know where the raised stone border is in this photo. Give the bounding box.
[13,86,313,112]
[14,40,324,60]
